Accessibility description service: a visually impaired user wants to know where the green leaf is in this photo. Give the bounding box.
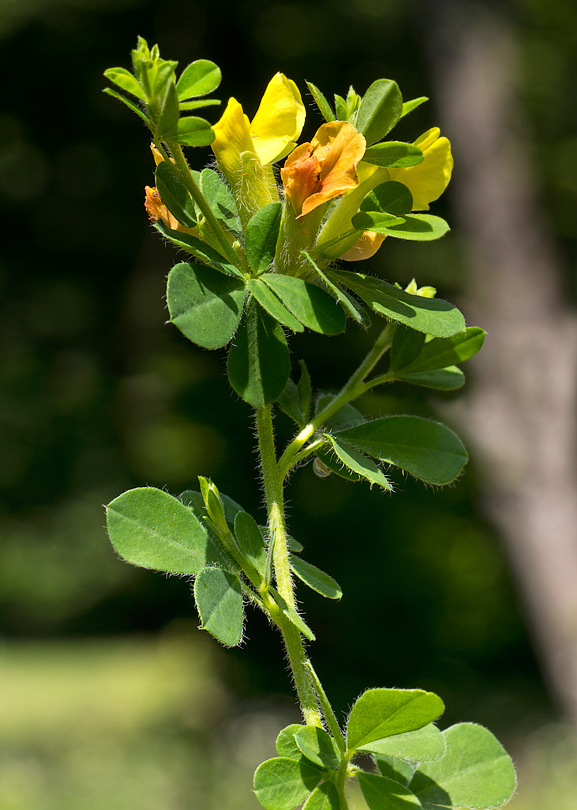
[278,378,306,426]
[180,487,247,532]
[154,220,243,277]
[269,588,316,641]
[353,213,449,241]
[334,93,348,121]
[106,487,213,575]
[249,279,304,333]
[104,67,146,100]
[363,142,424,168]
[395,367,465,391]
[103,88,150,126]
[360,724,446,762]
[387,214,449,241]
[297,361,312,422]
[277,363,311,427]
[130,37,149,80]
[151,60,178,98]
[357,772,422,810]
[166,262,246,350]
[157,82,180,138]
[289,554,343,600]
[301,252,368,324]
[200,168,240,230]
[344,86,362,119]
[254,757,322,810]
[335,416,468,486]
[234,511,267,579]
[328,269,465,337]
[262,274,346,335]
[286,534,304,554]
[276,725,306,760]
[295,726,341,770]
[399,327,486,374]
[410,724,517,810]
[178,490,242,571]
[177,59,221,99]
[352,212,406,231]
[246,203,283,274]
[401,97,428,117]
[313,447,361,482]
[179,99,221,111]
[303,782,340,810]
[168,116,215,147]
[179,489,205,514]
[193,567,244,647]
[324,436,393,491]
[361,181,413,216]
[347,689,445,752]
[391,325,426,370]
[305,81,336,122]
[227,301,291,408]
[155,161,197,228]
[375,757,415,787]
[356,79,403,146]
[315,395,366,431]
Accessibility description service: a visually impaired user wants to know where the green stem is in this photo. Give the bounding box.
[279,322,396,478]
[305,660,346,753]
[165,142,246,272]
[336,762,351,810]
[255,405,322,727]
[359,370,395,391]
[286,438,327,473]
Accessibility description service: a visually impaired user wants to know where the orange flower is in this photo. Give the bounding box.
[144,185,181,230]
[144,145,192,233]
[281,122,366,218]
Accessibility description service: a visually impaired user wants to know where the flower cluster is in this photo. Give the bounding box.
[141,69,453,272]
[207,73,453,264]
[105,42,455,371]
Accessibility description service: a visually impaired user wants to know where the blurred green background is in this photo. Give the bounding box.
[2,0,577,807]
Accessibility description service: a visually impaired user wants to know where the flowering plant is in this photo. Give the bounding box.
[104,38,516,810]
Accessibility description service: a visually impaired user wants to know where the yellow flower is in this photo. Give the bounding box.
[211,73,305,183]
[281,122,366,218]
[211,73,305,226]
[340,230,385,262]
[337,128,453,261]
[387,127,453,211]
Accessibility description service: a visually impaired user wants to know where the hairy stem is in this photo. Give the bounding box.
[255,405,322,726]
[336,762,351,810]
[279,322,396,478]
[165,142,246,271]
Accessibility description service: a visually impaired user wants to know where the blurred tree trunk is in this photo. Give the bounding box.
[423,0,577,721]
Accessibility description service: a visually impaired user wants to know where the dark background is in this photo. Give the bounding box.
[2,1,576,785]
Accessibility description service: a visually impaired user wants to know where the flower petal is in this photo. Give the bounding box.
[282,121,366,218]
[315,162,389,258]
[211,97,256,183]
[387,127,453,211]
[281,143,322,217]
[300,122,366,216]
[250,73,306,165]
[144,185,181,231]
[341,231,386,261]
